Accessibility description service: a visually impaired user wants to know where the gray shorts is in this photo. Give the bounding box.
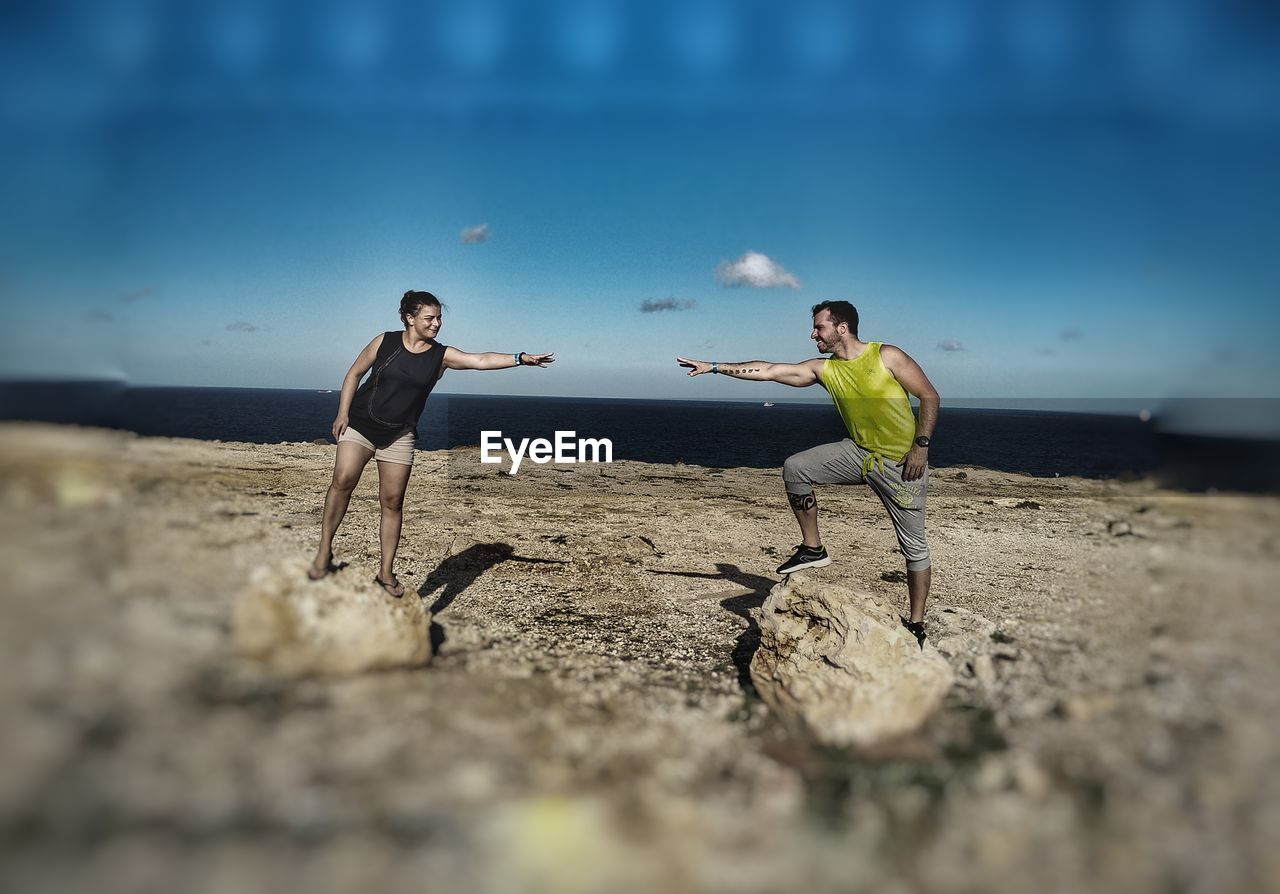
[783,439,931,571]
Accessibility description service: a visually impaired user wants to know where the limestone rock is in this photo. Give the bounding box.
[233,562,433,676]
[928,606,999,662]
[749,575,954,748]
[973,654,998,688]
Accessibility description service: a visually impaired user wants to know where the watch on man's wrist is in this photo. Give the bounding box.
[914,435,931,448]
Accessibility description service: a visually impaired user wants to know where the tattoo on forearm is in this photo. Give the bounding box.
[723,365,760,377]
[788,492,816,512]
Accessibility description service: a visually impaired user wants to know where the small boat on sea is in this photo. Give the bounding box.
[763,401,775,407]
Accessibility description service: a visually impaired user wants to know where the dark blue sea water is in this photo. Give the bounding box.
[2,382,1278,492]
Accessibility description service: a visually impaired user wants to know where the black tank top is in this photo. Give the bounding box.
[347,332,448,448]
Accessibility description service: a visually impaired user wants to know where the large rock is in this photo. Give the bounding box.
[749,575,954,748]
[233,563,433,675]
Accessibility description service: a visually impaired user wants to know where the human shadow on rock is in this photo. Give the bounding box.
[652,562,777,694]
[418,542,564,616]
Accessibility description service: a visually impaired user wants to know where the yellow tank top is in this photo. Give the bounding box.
[822,343,917,462]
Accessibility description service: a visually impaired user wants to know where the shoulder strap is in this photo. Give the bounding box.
[377,331,402,359]
[373,332,403,370]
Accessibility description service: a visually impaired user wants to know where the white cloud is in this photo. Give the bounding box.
[715,251,800,289]
[937,340,965,352]
[461,223,490,244]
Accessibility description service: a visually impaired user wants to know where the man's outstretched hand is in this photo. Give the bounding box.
[676,357,711,376]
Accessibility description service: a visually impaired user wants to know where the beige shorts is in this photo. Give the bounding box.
[339,426,416,466]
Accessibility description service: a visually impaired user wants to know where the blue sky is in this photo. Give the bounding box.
[2,1,1278,403]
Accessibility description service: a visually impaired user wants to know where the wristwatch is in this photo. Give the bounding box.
[914,435,931,448]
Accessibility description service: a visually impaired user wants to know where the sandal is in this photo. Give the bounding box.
[900,616,927,649]
[307,560,345,581]
[373,575,405,598]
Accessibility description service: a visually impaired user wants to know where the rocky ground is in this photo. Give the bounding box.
[1,422,1278,894]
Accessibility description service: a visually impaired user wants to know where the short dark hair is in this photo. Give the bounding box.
[812,300,858,337]
[400,290,441,327]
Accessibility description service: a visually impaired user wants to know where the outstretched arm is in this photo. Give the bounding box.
[676,357,821,387]
[881,345,940,481]
[443,347,555,370]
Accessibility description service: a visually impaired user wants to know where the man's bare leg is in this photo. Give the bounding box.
[907,566,931,623]
[374,459,412,596]
[787,491,822,547]
[310,440,373,578]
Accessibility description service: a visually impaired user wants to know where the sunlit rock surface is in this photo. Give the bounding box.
[234,562,433,676]
[751,575,953,748]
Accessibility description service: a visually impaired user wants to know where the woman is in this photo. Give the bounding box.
[308,290,554,596]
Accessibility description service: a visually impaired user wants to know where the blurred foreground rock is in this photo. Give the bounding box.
[233,562,433,675]
[750,575,954,748]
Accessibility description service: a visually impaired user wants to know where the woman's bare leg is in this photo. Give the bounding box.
[310,440,374,578]
[374,459,412,595]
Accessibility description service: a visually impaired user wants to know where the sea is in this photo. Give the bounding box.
[2,382,1278,492]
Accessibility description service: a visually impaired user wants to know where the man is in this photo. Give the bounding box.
[677,300,939,645]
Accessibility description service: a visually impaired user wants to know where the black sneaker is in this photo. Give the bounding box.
[776,544,831,575]
[900,616,927,649]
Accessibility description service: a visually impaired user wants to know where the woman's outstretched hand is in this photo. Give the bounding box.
[521,352,555,368]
